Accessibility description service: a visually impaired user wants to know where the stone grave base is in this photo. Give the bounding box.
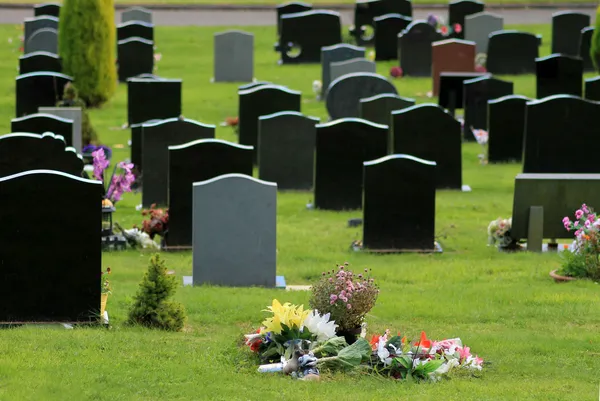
[498,242,570,253]
[352,240,443,254]
[102,234,127,251]
[183,275,287,289]
[0,312,109,328]
[163,245,192,252]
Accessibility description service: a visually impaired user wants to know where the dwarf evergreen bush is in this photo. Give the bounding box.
[590,6,600,71]
[128,254,187,331]
[58,0,117,107]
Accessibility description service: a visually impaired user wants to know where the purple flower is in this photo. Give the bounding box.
[575,209,584,220]
[92,148,109,181]
[582,204,590,214]
[426,14,438,27]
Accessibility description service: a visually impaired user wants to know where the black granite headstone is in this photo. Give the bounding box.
[26,27,58,54]
[487,31,539,75]
[397,21,443,77]
[166,139,253,248]
[19,51,61,74]
[391,104,462,189]
[127,78,182,126]
[448,0,485,40]
[552,11,590,56]
[0,133,83,177]
[487,95,530,163]
[438,72,488,114]
[130,119,160,172]
[15,72,72,117]
[238,81,272,91]
[141,118,216,207]
[34,3,60,18]
[350,0,413,46]
[117,21,154,42]
[359,93,415,126]
[326,72,398,119]
[24,16,58,47]
[276,2,313,36]
[535,54,583,98]
[11,113,73,146]
[257,111,319,190]
[579,27,595,72]
[238,85,301,163]
[277,11,342,64]
[117,38,154,82]
[585,76,600,101]
[523,95,600,173]
[463,76,514,139]
[314,118,388,210]
[374,13,412,61]
[363,154,436,251]
[321,44,366,98]
[0,170,101,323]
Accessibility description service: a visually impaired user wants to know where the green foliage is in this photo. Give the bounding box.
[56,82,98,144]
[591,6,600,71]
[58,0,117,107]
[560,250,600,280]
[128,254,187,331]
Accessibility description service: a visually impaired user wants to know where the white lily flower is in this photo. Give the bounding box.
[303,310,338,342]
[377,339,393,366]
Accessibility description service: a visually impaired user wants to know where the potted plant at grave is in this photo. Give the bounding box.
[139,204,169,249]
[100,267,111,317]
[554,204,600,282]
[309,263,379,344]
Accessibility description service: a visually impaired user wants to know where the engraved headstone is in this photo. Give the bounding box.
[127,77,182,126]
[535,54,583,98]
[330,58,377,83]
[359,93,415,126]
[350,0,413,46]
[11,113,73,144]
[34,3,60,18]
[122,6,153,24]
[117,38,154,82]
[432,39,476,96]
[321,44,365,98]
[25,28,58,54]
[19,51,61,74]
[24,16,58,50]
[487,30,539,75]
[463,76,514,137]
[15,72,72,117]
[117,21,154,42]
[373,13,412,61]
[552,11,590,56]
[214,30,254,82]
[397,21,443,77]
[487,95,530,163]
[276,2,313,35]
[464,12,504,54]
[130,119,161,172]
[39,107,83,153]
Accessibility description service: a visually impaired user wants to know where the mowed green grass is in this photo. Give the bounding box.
[0,23,599,401]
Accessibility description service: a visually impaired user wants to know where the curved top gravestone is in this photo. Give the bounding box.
[15,71,73,117]
[326,72,398,119]
[26,28,58,54]
[238,81,272,91]
[24,16,58,42]
[0,132,83,177]
[448,0,485,40]
[117,21,155,42]
[19,51,61,74]
[11,113,73,142]
[351,0,413,46]
[321,43,366,98]
[552,11,590,56]
[34,3,61,18]
[486,30,539,75]
[122,6,153,24]
[276,2,313,35]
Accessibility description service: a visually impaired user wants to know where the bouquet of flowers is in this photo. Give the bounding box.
[140,204,169,240]
[561,204,600,280]
[92,148,135,204]
[487,217,513,248]
[427,14,462,37]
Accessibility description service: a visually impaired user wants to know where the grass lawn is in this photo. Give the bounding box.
[0,23,599,400]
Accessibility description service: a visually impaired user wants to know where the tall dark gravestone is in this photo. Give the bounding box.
[19,51,61,74]
[277,11,341,64]
[321,44,366,98]
[34,3,61,18]
[350,0,413,46]
[0,133,83,177]
[238,85,301,163]
[0,170,101,323]
[23,16,58,50]
[585,76,600,101]
[258,111,319,190]
[398,21,443,77]
[391,104,462,189]
[448,0,485,40]
[127,78,182,126]
[487,95,530,163]
[11,113,73,145]
[314,118,388,210]
[439,72,489,116]
[362,155,437,252]
[117,21,154,42]
[15,72,72,117]
[276,2,313,36]
[535,54,583,98]
[129,119,161,172]
[523,96,600,173]
[552,11,590,56]
[463,76,514,139]
[166,139,254,249]
[486,31,539,75]
[141,118,216,207]
[579,27,595,72]
[373,13,412,61]
[359,93,415,126]
[117,38,154,82]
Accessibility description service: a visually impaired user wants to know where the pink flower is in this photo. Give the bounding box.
[585,220,591,228]
[582,204,590,214]
[346,303,352,309]
[458,346,471,362]
[453,23,462,34]
[574,221,579,227]
[330,294,338,303]
[575,229,583,237]
[474,355,483,365]
[575,209,584,220]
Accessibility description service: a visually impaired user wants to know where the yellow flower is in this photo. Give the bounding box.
[261,299,311,334]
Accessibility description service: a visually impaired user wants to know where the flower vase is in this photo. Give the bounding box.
[336,326,362,345]
[100,293,109,316]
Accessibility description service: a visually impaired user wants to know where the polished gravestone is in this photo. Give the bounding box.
[141,118,216,207]
[214,30,254,83]
[391,104,462,189]
[25,28,58,54]
[462,75,513,138]
[523,95,600,174]
[0,133,83,177]
[130,119,160,172]
[19,51,61,74]
[238,84,301,163]
[552,11,590,56]
[277,11,342,64]
[34,3,60,18]
[362,155,437,252]
[122,6,153,24]
[448,0,485,40]
[117,38,154,82]
[350,0,413,46]
[11,113,73,144]
[15,72,72,117]
[359,93,415,126]
[314,118,388,210]
[0,170,101,323]
[438,72,488,115]
[321,44,365,98]
[326,72,398,119]
[487,95,530,163]
[166,139,253,249]
[535,54,583,98]
[464,12,503,54]
[192,174,277,287]
[276,2,313,36]
[584,76,600,101]
[24,16,58,51]
[432,39,476,96]
[398,21,443,77]
[239,81,272,91]
[127,77,182,126]
[487,31,539,75]
[258,111,319,190]
[330,58,377,83]
[117,21,154,42]
[373,13,412,61]
[38,107,82,153]
[579,27,595,72]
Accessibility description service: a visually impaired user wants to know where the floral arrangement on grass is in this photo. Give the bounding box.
[139,204,169,240]
[475,53,487,73]
[390,66,403,79]
[92,148,135,205]
[471,128,489,164]
[221,116,239,135]
[487,217,515,248]
[427,14,462,37]
[101,267,112,294]
[560,204,600,280]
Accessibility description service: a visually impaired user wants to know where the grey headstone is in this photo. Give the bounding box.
[38,107,82,153]
[321,44,365,98]
[192,174,277,287]
[122,6,153,24]
[258,111,320,190]
[465,12,504,54]
[214,30,254,82]
[25,28,58,55]
[359,93,416,125]
[527,206,544,252]
[330,58,377,83]
[24,16,58,47]
[326,72,398,119]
